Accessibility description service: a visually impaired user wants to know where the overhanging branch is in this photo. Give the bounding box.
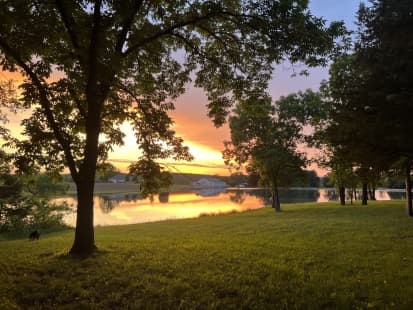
[0,35,79,180]
[124,11,219,56]
[54,0,84,63]
[115,0,145,54]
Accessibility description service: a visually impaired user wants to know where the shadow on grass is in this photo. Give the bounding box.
[10,247,330,309]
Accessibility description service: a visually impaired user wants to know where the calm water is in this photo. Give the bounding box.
[55,188,407,227]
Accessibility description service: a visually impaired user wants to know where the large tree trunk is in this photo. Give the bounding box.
[272,181,281,212]
[361,182,368,205]
[69,92,103,255]
[339,185,345,206]
[405,160,412,217]
[70,177,96,255]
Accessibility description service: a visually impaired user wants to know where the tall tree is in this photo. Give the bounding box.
[0,1,344,255]
[223,92,318,211]
[312,1,413,212]
[312,56,393,206]
[355,0,413,214]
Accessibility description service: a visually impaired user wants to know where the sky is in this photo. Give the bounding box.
[110,0,363,176]
[1,0,363,176]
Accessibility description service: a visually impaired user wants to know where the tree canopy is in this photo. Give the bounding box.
[0,0,345,255]
[312,0,413,212]
[223,91,320,211]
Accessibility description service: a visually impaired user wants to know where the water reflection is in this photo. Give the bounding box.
[318,189,338,203]
[55,188,408,227]
[58,190,266,227]
[194,188,226,197]
[99,196,119,214]
[229,191,246,204]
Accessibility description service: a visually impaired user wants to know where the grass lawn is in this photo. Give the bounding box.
[1,201,413,309]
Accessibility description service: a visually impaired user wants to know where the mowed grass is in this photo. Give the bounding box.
[2,201,413,309]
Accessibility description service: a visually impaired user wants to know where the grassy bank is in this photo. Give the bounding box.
[2,201,413,309]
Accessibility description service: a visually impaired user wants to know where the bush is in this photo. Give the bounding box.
[0,197,70,232]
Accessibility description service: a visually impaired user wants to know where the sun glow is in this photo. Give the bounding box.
[108,122,229,175]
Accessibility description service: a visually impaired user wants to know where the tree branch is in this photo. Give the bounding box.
[124,11,219,56]
[195,24,242,67]
[170,32,222,67]
[0,36,79,180]
[67,84,87,119]
[117,82,141,106]
[87,0,103,89]
[115,0,145,54]
[54,0,83,56]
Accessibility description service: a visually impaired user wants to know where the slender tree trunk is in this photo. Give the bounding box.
[339,186,345,206]
[350,188,353,204]
[272,180,281,212]
[405,160,412,217]
[361,182,368,205]
[368,184,376,200]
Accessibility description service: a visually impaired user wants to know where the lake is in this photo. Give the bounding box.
[56,188,407,227]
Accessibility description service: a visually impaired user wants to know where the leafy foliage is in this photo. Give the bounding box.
[310,1,413,210]
[0,197,70,233]
[96,162,119,182]
[224,92,319,210]
[0,0,346,253]
[24,173,69,197]
[0,173,70,232]
[0,0,345,184]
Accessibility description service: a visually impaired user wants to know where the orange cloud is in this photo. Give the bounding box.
[170,87,231,152]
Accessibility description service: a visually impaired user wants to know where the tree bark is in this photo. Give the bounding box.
[69,113,101,255]
[272,181,281,212]
[361,182,368,205]
[405,160,412,217]
[70,177,96,255]
[69,85,105,255]
[368,184,376,200]
[339,186,345,206]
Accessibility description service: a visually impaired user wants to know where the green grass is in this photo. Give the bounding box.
[2,201,413,309]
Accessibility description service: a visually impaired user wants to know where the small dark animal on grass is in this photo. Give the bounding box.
[29,230,40,241]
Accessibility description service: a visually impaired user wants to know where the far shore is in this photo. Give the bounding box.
[65,182,193,195]
[64,182,403,196]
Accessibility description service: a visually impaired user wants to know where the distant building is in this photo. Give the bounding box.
[191,177,228,188]
[108,174,126,183]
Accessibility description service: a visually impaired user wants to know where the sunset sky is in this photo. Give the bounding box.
[110,0,362,176]
[0,0,362,176]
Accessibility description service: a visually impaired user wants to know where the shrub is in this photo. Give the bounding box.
[0,196,70,232]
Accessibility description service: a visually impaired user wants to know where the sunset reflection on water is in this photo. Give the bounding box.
[56,191,266,227]
[55,188,404,227]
